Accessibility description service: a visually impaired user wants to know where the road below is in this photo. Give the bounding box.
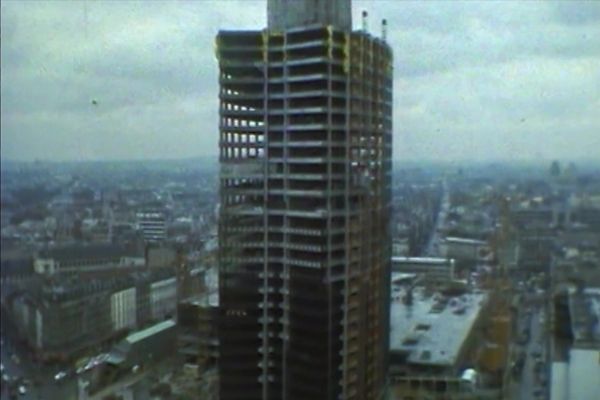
[422,179,449,257]
[506,288,550,400]
[1,331,77,400]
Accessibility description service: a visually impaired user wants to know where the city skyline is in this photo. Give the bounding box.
[1,2,600,398]
[2,0,599,162]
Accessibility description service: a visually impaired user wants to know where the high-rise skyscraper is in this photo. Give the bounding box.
[216,0,392,398]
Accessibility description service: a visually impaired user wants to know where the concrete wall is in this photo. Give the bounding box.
[150,277,177,320]
[268,0,352,31]
[111,287,137,331]
[443,238,487,263]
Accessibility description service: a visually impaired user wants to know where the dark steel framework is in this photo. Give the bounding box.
[217,23,392,400]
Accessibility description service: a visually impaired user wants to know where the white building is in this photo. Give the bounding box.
[136,211,167,243]
[111,287,137,331]
[150,277,177,320]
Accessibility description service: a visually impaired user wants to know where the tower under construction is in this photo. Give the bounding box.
[216,0,393,398]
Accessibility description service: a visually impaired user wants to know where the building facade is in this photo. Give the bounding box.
[8,267,177,362]
[111,287,138,331]
[33,243,145,276]
[391,256,456,283]
[216,0,393,398]
[150,277,178,320]
[136,211,167,243]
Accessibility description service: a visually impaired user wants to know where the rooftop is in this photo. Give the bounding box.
[126,319,176,344]
[33,266,175,303]
[569,288,600,347]
[38,242,142,262]
[391,256,451,265]
[551,349,600,400]
[445,237,487,246]
[390,273,488,367]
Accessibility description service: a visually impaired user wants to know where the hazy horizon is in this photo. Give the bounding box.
[2,0,599,162]
[3,156,599,170]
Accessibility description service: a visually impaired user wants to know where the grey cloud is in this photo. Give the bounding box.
[552,2,600,25]
[387,2,600,78]
[1,0,599,162]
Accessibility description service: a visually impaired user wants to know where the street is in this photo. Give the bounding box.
[1,331,77,400]
[506,286,550,400]
[423,179,449,257]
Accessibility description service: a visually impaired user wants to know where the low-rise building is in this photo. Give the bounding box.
[108,319,177,369]
[389,274,503,399]
[441,237,489,264]
[392,256,455,282]
[7,267,176,362]
[150,277,177,321]
[85,320,178,400]
[136,211,167,243]
[146,245,177,269]
[33,243,145,276]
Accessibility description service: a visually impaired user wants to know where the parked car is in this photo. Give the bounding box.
[54,371,67,381]
[84,359,95,371]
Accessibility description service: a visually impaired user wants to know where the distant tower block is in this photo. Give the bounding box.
[268,0,352,31]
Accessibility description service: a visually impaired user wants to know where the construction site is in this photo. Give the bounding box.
[216,0,393,398]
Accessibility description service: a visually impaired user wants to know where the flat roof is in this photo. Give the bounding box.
[392,257,451,265]
[391,273,417,283]
[126,319,176,344]
[551,349,600,400]
[445,237,486,245]
[390,273,488,367]
[568,349,600,400]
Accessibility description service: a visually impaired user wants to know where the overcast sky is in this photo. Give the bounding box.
[1,0,599,162]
